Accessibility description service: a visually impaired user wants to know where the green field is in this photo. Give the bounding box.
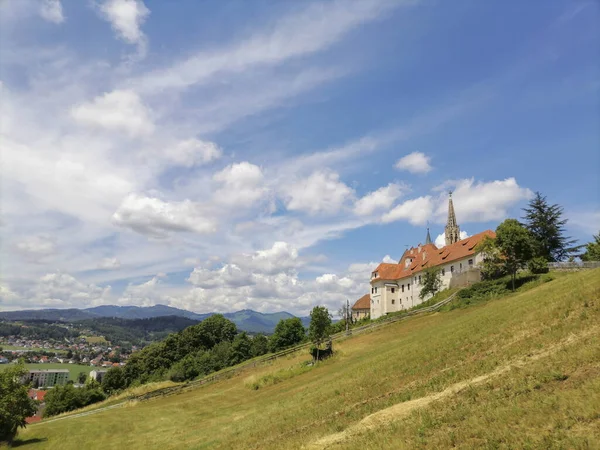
[19,269,600,449]
[1,363,93,382]
[0,344,67,353]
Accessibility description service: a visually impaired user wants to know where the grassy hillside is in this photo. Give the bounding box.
[18,270,600,449]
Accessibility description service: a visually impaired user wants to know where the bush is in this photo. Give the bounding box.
[528,257,549,274]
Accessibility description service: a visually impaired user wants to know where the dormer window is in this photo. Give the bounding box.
[371,271,378,279]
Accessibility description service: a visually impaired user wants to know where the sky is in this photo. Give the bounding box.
[0,0,598,316]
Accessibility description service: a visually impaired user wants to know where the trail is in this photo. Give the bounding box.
[306,330,595,449]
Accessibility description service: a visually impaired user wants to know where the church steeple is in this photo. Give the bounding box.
[444,191,460,246]
[425,227,432,245]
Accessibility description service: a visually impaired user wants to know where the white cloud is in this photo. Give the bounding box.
[282,170,354,215]
[434,230,469,247]
[382,255,395,263]
[71,90,154,137]
[118,276,162,306]
[213,162,268,208]
[134,0,404,93]
[354,183,406,216]
[98,257,121,270]
[15,235,56,257]
[40,0,64,23]
[99,0,149,54]
[165,139,222,167]
[381,196,434,225]
[232,241,300,275]
[434,178,533,222]
[112,194,217,238]
[395,151,432,174]
[31,273,112,308]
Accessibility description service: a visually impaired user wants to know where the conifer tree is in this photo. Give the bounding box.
[521,192,579,262]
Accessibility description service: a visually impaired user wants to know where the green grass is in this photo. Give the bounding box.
[17,269,600,449]
[83,336,108,344]
[0,344,67,353]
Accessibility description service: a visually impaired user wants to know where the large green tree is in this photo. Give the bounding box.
[521,192,579,261]
[580,231,600,262]
[250,334,269,357]
[101,367,127,395]
[269,318,306,352]
[419,266,443,300]
[308,306,332,347]
[495,219,534,291]
[0,364,37,444]
[476,236,507,280]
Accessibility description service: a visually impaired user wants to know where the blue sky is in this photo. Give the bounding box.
[1,0,598,315]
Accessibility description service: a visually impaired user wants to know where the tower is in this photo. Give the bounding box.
[425,227,432,245]
[444,191,460,246]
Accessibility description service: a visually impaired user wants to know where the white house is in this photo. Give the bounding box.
[368,193,495,319]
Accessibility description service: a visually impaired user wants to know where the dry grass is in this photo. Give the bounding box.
[17,269,600,449]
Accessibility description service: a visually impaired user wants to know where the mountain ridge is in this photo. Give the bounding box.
[0,305,310,334]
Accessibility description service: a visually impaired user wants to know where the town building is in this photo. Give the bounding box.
[368,193,495,319]
[25,369,69,387]
[90,369,108,383]
[350,294,371,321]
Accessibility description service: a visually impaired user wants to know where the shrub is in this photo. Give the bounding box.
[528,257,549,274]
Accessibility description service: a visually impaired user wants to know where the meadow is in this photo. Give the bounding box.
[17,269,600,449]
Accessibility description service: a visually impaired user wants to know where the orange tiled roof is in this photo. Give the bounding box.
[351,294,371,310]
[371,230,495,283]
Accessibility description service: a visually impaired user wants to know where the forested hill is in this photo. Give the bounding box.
[0,307,309,334]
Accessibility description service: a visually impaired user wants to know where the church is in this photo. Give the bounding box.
[353,193,495,320]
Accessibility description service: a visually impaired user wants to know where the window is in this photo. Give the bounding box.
[460,263,463,271]
[441,268,445,276]
[391,287,395,293]
[407,283,410,290]
[401,284,405,292]
[450,265,454,273]
[374,287,378,294]
[371,287,374,294]
[418,275,422,284]
[391,299,395,304]
[468,259,473,266]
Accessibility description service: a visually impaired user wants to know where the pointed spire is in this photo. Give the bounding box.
[445,191,460,246]
[425,227,432,245]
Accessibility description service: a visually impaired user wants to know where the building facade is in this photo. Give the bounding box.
[25,369,69,387]
[368,194,495,319]
[90,369,108,383]
[351,294,371,321]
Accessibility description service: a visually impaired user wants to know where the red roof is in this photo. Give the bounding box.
[351,294,371,310]
[25,416,42,424]
[371,230,495,282]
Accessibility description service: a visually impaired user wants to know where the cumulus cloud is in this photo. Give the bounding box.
[381,196,434,225]
[15,235,56,258]
[71,90,153,137]
[112,193,217,238]
[231,241,300,275]
[98,257,121,270]
[31,273,111,308]
[98,0,149,55]
[213,162,268,208]
[282,170,354,215]
[40,0,64,23]
[165,139,222,167]
[117,276,162,306]
[354,183,406,216]
[434,178,533,222]
[395,152,432,174]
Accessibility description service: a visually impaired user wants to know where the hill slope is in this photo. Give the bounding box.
[19,270,600,449]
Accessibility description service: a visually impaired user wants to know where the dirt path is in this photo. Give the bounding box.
[306,331,594,449]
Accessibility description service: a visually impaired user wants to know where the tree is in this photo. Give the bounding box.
[522,192,579,262]
[495,219,534,291]
[580,231,600,262]
[269,318,306,352]
[77,371,88,385]
[308,306,332,347]
[0,364,37,444]
[229,332,252,365]
[476,236,507,280]
[101,367,126,394]
[250,334,269,357]
[419,266,442,300]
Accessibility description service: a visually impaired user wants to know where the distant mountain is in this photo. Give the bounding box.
[0,305,310,334]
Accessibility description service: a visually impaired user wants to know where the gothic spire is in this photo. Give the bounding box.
[444,191,460,246]
[425,227,432,245]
